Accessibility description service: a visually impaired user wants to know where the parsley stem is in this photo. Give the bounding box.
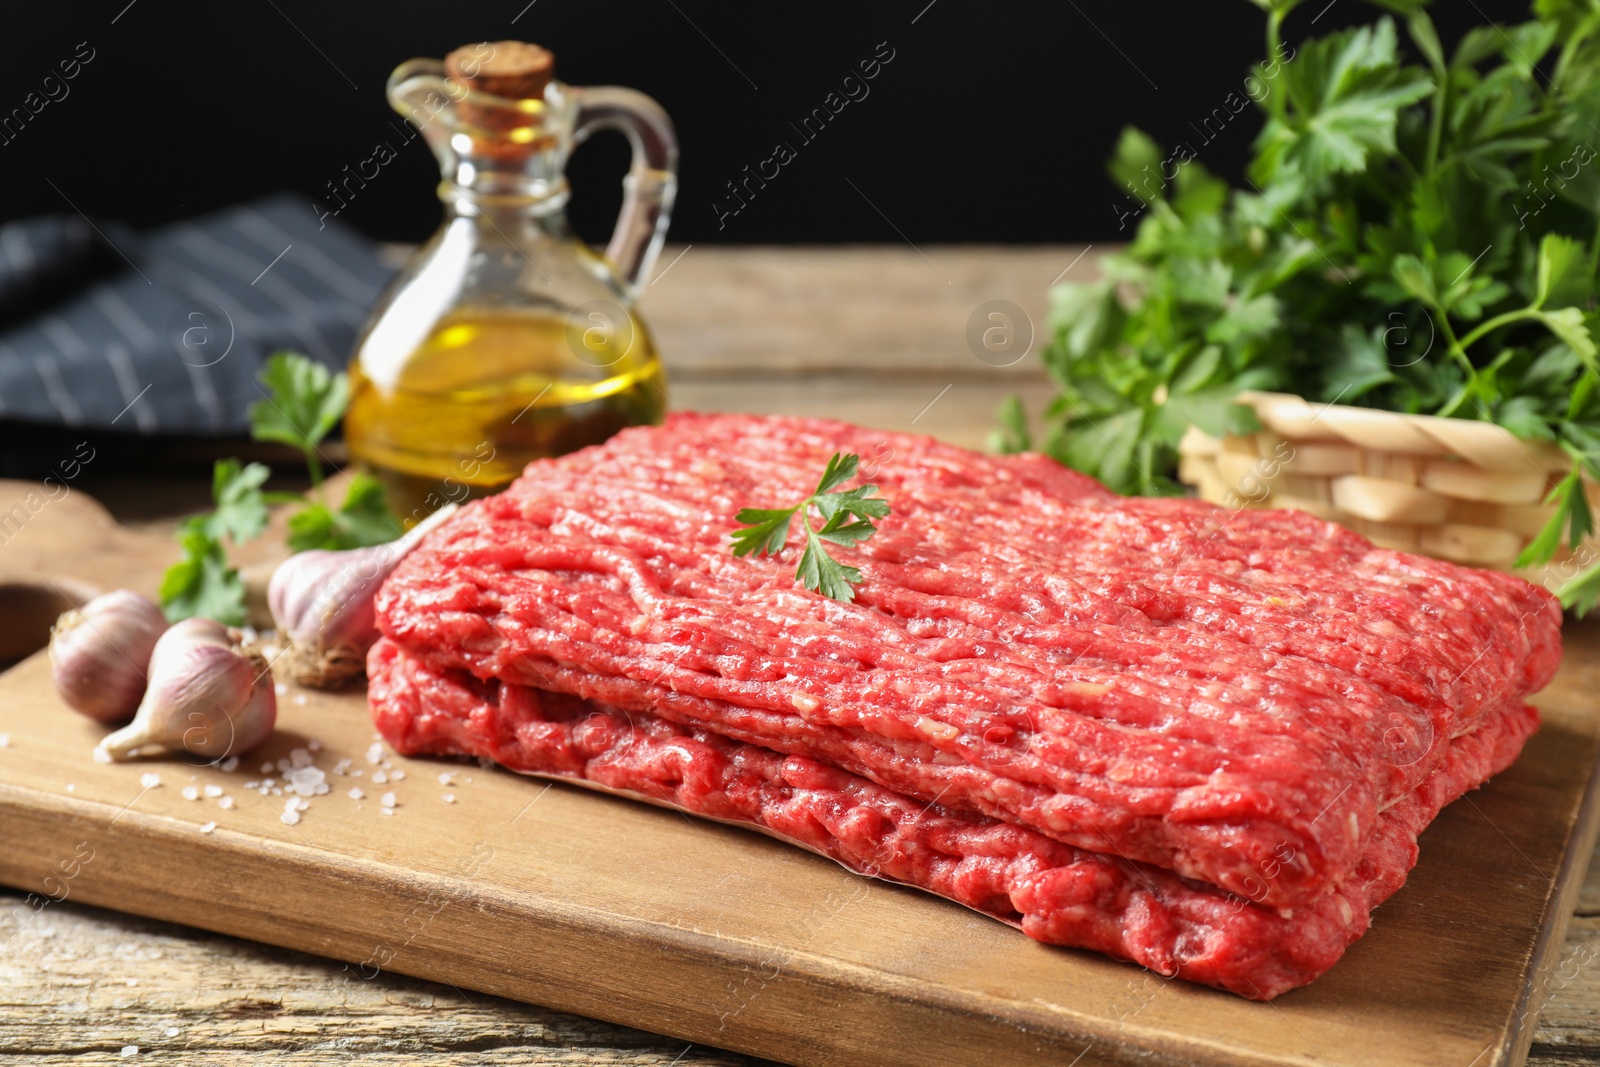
[303,447,323,496]
[1423,59,1446,176]
[1457,307,1538,351]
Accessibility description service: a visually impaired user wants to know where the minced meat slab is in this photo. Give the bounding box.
[375,414,1562,912]
[368,636,1540,999]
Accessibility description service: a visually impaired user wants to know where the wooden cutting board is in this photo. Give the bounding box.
[0,479,1598,1067]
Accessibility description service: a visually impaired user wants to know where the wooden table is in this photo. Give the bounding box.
[3,246,1599,1065]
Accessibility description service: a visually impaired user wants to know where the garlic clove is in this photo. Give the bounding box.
[95,617,277,762]
[49,590,169,724]
[269,503,459,690]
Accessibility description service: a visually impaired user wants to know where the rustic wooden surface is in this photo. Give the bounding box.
[3,245,1600,1065]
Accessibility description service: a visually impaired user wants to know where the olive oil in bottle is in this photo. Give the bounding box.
[344,40,679,521]
[345,308,667,519]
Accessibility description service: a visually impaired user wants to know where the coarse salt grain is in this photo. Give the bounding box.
[442,793,456,804]
[218,796,234,810]
[308,738,321,752]
[260,762,273,774]
[274,683,288,696]
[381,759,392,769]
[281,809,300,826]
[380,792,396,808]
[181,786,200,801]
[380,808,394,816]
[199,822,216,834]
[120,1045,137,1057]
[140,773,161,789]
[163,1027,179,1037]
[348,787,364,800]
[332,758,351,775]
[371,770,388,784]
[437,772,455,785]
[293,693,308,706]
[203,784,223,798]
[0,733,10,747]
[366,742,383,764]
[244,781,258,789]
[220,756,239,773]
[65,784,74,792]
[391,770,405,781]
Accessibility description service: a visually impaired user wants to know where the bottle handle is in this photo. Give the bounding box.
[570,86,679,295]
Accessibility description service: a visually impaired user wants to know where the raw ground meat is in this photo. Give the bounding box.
[369,636,1541,999]
[376,414,1563,910]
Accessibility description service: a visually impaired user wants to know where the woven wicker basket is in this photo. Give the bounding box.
[1176,392,1595,591]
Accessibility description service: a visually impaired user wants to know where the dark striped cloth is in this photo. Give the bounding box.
[0,194,392,434]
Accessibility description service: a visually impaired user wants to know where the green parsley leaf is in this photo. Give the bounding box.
[1559,560,1600,615]
[248,351,350,491]
[287,473,404,552]
[1515,465,1593,569]
[159,523,247,625]
[1254,19,1434,183]
[203,458,271,544]
[730,508,796,558]
[729,452,890,601]
[249,352,348,453]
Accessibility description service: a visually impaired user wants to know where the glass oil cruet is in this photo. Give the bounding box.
[345,41,678,519]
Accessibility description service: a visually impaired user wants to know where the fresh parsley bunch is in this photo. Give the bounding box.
[160,352,403,625]
[998,0,1600,608]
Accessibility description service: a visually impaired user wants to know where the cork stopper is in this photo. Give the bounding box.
[445,41,555,101]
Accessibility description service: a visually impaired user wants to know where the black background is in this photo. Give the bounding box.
[0,0,1529,248]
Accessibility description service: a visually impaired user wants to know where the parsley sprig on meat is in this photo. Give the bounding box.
[731,452,890,602]
[998,0,1600,609]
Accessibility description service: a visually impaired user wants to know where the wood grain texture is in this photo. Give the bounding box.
[1,246,1598,1066]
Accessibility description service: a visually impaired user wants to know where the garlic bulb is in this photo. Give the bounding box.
[49,590,169,723]
[95,617,276,762]
[269,503,458,689]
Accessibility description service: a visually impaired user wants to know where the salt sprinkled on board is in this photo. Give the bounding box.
[244,781,258,789]
[380,792,396,808]
[199,822,216,834]
[274,683,288,696]
[140,773,161,789]
[293,694,307,706]
[218,796,235,810]
[442,794,456,804]
[286,767,324,797]
[0,733,10,747]
[260,762,273,774]
[93,747,112,764]
[391,770,405,781]
[437,772,455,786]
[281,809,300,826]
[332,758,351,775]
[380,808,394,816]
[365,742,383,764]
[371,770,388,785]
[220,756,239,773]
[181,786,200,801]
[308,738,321,752]
[65,784,74,792]
[120,1045,137,1057]
[348,787,364,800]
[203,785,223,798]
[163,1027,179,1037]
